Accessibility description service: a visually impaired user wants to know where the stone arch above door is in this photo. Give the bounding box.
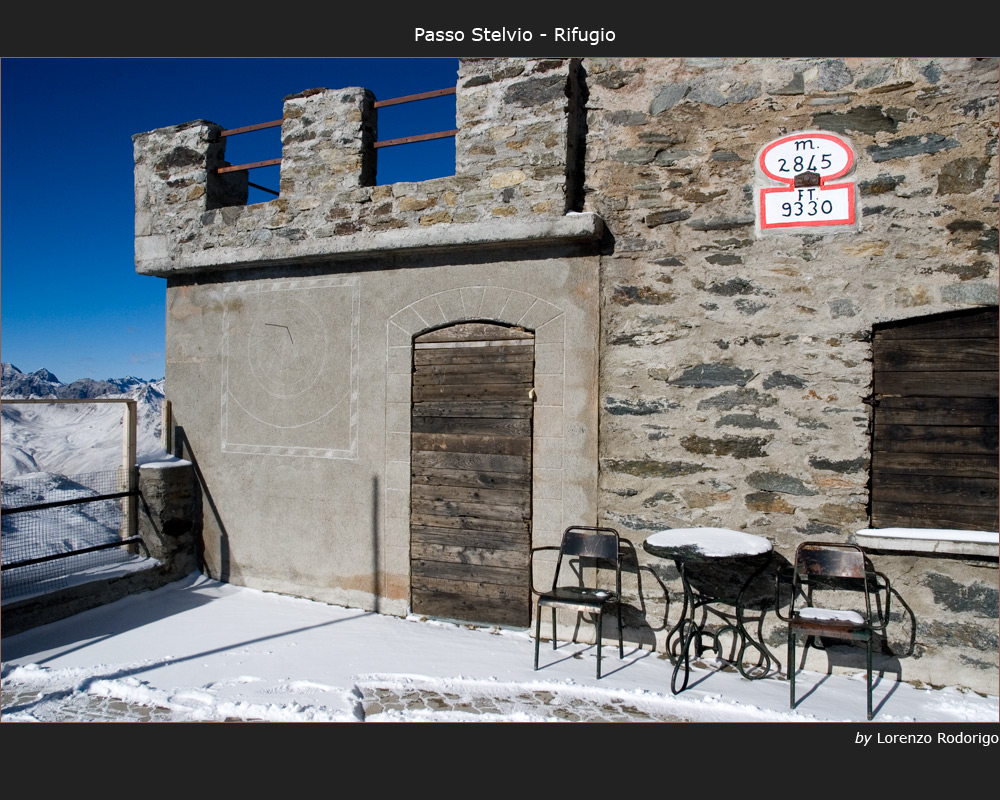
[382,283,598,618]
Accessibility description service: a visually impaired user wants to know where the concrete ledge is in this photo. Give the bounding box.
[137,212,606,277]
[1,561,174,636]
[855,528,1000,559]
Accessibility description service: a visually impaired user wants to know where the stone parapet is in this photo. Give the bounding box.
[134,59,584,277]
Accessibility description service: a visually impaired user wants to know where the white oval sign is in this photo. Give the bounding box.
[759,132,854,183]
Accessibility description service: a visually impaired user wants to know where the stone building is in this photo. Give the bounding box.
[134,57,999,695]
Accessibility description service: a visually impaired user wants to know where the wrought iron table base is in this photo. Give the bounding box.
[667,556,776,694]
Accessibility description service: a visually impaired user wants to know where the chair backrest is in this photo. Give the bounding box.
[552,526,621,588]
[792,542,872,616]
[796,543,867,581]
[561,527,620,561]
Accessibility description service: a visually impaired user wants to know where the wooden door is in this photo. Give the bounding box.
[409,322,534,627]
[871,307,998,530]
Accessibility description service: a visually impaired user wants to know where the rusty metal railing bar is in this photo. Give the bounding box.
[216,86,457,173]
[217,158,282,175]
[219,119,283,137]
[217,88,458,138]
[373,87,456,108]
[375,128,459,150]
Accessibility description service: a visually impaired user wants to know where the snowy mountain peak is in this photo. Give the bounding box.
[1,363,164,401]
[1,363,63,398]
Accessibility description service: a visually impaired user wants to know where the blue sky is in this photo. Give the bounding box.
[1,58,460,383]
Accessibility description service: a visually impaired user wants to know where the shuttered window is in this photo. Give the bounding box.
[870,307,999,531]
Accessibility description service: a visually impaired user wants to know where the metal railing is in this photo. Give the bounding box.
[215,87,458,194]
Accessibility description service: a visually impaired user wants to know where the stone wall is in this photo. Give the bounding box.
[581,57,998,692]
[133,56,998,695]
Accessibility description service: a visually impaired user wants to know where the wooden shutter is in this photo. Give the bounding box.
[871,308,999,530]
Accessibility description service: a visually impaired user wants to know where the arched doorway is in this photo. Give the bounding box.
[409,322,534,626]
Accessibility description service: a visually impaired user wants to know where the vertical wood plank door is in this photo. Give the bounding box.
[871,307,999,531]
[410,322,534,627]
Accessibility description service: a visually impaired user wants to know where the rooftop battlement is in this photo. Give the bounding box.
[133,59,590,276]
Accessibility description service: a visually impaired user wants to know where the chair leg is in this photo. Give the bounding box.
[866,636,873,720]
[534,605,542,671]
[788,630,796,710]
[551,607,557,650]
[617,602,624,658]
[596,609,603,679]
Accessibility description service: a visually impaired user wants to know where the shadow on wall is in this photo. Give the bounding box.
[174,426,229,582]
[371,474,381,613]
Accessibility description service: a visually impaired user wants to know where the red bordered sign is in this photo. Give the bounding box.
[758,132,856,230]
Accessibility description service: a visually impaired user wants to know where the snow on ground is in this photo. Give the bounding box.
[2,571,997,724]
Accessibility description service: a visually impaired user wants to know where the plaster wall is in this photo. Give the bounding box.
[165,250,599,615]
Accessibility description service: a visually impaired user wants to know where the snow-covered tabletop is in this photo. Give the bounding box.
[643,527,772,561]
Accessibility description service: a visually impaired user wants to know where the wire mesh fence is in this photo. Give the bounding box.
[1,398,141,601]
[1,468,141,601]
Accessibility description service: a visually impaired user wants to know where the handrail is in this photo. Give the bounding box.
[218,119,283,137]
[1,537,145,571]
[375,128,459,150]
[216,86,457,176]
[373,87,455,108]
[217,158,282,175]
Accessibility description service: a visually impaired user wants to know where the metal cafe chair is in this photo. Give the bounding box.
[532,526,625,679]
[776,542,891,720]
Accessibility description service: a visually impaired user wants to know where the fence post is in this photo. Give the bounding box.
[123,400,138,547]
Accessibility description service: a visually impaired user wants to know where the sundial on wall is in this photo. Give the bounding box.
[222,277,359,459]
[246,295,327,398]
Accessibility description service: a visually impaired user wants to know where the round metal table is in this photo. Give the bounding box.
[643,528,776,693]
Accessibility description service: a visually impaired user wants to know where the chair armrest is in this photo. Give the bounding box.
[529,546,561,595]
[618,537,639,567]
[869,569,892,628]
[773,564,795,621]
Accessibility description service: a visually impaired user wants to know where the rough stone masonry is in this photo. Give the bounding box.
[134,57,998,696]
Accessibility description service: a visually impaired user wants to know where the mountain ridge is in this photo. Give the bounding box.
[1,363,164,400]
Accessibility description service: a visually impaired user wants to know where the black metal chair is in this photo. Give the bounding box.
[776,542,891,720]
[532,526,624,678]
